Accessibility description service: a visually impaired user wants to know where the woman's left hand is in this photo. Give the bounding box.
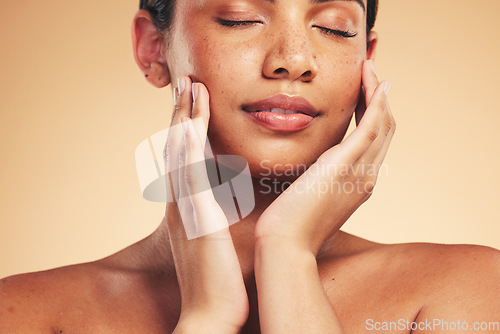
[255,60,395,256]
[254,60,395,333]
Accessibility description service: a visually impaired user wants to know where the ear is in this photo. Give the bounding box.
[366,31,378,61]
[132,10,170,88]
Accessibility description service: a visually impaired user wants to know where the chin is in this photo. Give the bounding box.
[206,109,353,181]
[230,144,323,181]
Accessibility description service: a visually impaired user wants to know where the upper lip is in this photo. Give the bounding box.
[242,94,319,117]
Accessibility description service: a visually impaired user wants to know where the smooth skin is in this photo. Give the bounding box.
[1,0,500,333]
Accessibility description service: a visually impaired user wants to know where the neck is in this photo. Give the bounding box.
[139,175,356,280]
[144,176,280,277]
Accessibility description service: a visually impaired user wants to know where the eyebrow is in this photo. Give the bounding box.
[311,0,365,12]
[264,0,366,13]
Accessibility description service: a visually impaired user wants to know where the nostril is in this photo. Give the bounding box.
[300,70,314,82]
[274,68,288,76]
[302,70,312,78]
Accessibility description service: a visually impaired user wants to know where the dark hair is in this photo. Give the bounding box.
[140,0,378,40]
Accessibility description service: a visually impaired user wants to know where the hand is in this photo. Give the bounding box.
[255,59,396,256]
[164,76,249,333]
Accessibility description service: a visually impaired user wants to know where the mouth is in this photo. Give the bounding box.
[242,94,319,132]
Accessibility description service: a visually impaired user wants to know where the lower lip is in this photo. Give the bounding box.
[247,111,314,132]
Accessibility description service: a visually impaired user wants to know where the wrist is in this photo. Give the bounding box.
[255,215,328,256]
[174,312,243,334]
[254,237,317,271]
[254,232,319,259]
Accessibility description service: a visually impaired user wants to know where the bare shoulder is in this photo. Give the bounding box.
[320,239,500,332]
[0,259,179,333]
[318,236,500,333]
[384,242,500,291]
[401,243,500,331]
[0,263,100,332]
[376,241,500,274]
[351,241,500,296]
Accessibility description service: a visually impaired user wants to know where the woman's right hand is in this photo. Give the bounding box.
[165,76,249,333]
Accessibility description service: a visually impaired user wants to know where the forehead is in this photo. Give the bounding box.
[264,0,365,12]
[190,0,366,10]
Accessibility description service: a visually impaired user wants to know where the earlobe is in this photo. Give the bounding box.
[132,9,171,88]
[366,31,378,61]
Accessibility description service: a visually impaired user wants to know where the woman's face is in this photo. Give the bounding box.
[164,0,370,178]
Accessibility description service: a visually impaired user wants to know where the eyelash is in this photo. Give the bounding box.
[217,19,262,27]
[217,19,357,39]
[314,26,358,38]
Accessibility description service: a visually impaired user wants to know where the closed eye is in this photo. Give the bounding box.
[217,19,262,27]
[314,26,357,38]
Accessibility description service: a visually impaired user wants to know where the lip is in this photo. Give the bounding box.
[242,94,319,132]
[242,94,319,117]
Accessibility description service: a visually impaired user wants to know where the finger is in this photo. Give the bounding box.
[165,76,194,201]
[172,76,193,125]
[180,117,229,239]
[373,102,396,167]
[181,117,211,204]
[175,117,199,239]
[191,82,210,132]
[191,82,214,159]
[362,59,380,105]
[355,91,394,165]
[355,59,378,128]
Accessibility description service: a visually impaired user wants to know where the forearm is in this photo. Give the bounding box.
[254,239,344,334]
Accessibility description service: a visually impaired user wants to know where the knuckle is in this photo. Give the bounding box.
[173,103,182,116]
[366,127,379,142]
[391,119,397,133]
[383,118,393,136]
[363,181,376,195]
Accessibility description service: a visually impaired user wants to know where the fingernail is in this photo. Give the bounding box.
[383,81,391,96]
[368,60,376,75]
[192,83,199,101]
[177,77,186,95]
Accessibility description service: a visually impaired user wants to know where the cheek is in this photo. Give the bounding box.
[320,52,363,109]
[188,37,264,117]
[314,53,363,146]
[188,33,258,81]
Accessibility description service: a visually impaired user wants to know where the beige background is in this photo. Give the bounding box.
[1,1,499,279]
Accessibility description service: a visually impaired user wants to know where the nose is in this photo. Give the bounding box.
[262,24,318,82]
